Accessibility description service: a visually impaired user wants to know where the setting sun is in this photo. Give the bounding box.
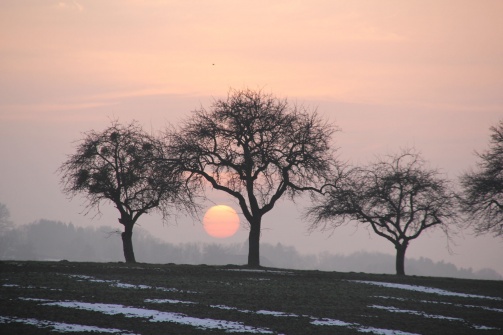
[203,205,240,238]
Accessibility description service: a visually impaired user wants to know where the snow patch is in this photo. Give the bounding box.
[209,302,420,334]
[310,318,354,327]
[256,310,299,317]
[222,269,293,275]
[0,315,138,334]
[43,301,273,333]
[473,325,500,330]
[145,298,197,305]
[2,283,62,291]
[351,280,502,300]
[16,296,425,335]
[210,304,301,318]
[114,283,152,290]
[370,304,463,321]
[66,274,198,294]
[357,326,420,335]
[370,304,499,331]
[374,295,503,313]
[310,317,419,335]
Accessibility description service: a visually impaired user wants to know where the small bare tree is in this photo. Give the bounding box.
[167,88,339,267]
[307,149,459,275]
[0,203,13,235]
[460,120,503,237]
[59,120,197,263]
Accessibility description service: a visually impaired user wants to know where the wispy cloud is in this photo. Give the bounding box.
[57,1,83,12]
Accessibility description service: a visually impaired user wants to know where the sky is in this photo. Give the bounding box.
[1,0,502,274]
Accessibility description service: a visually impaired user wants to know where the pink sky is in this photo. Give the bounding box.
[1,1,502,274]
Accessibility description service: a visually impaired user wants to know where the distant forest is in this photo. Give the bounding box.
[0,220,500,280]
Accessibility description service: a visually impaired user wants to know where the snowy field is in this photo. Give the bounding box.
[1,261,502,334]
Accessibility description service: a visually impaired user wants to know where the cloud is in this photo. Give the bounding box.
[57,1,83,12]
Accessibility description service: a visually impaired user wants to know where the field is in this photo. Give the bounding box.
[1,261,502,334]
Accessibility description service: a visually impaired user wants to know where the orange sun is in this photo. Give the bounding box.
[203,205,240,238]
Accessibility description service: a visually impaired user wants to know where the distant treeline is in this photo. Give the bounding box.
[1,220,501,280]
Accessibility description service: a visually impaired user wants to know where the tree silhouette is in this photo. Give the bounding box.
[59,120,196,263]
[460,120,503,238]
[167,88,339,267]
[0,203,13,235]
[307,149,459,275]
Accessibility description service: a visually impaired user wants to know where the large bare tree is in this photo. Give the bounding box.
[460,120,503,238]
[59,120,196,263]
[307,149,459,275]
[167,88,339,267]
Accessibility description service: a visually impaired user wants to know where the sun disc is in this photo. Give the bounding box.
[203,205,240,238]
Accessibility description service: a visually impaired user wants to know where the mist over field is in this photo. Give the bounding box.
[1,220,500,281]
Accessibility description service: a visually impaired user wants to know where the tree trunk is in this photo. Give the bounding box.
[121,221,136,263]
[395,242,408,276]
[247,217,261,268]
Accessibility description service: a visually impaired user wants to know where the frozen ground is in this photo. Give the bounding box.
[1,262,502,334]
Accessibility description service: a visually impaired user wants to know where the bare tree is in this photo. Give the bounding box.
[460,120,503,238]
[0,203,13,235]
[59,120,197,263]
[167,88,339,267]
[307,149,459,275]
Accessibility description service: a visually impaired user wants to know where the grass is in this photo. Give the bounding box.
[1,260,502,334]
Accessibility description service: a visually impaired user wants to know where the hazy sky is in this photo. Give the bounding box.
[1,1,502,274]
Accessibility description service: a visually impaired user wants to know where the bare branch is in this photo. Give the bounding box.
[59,120,200,263]
[459,120,503,238]
[306,148,460,275]
[166,88,341,267]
